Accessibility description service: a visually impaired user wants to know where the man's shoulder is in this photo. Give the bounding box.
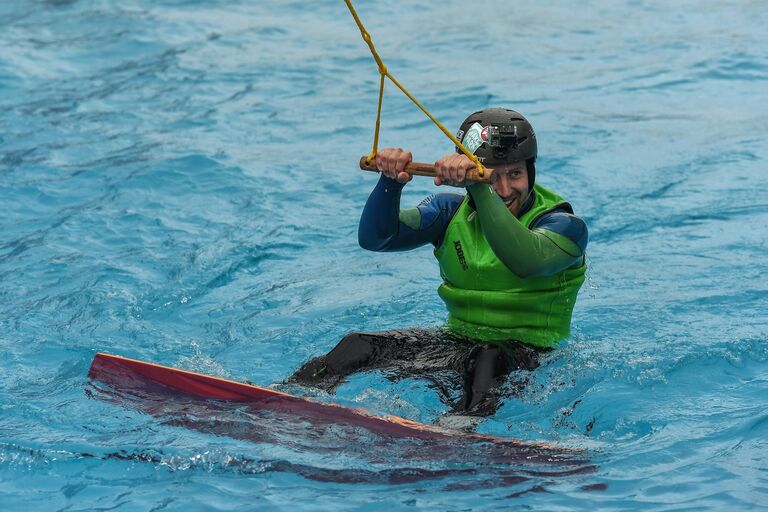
[531,183,588,252]
[532,209,588,253]
[418,192,465,212]
[414,192,465,233]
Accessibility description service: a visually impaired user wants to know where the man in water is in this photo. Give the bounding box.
[289,108,587,422]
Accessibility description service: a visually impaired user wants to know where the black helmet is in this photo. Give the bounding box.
[456,107,537,187]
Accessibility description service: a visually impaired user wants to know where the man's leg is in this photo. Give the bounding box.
[455,342,542,417]
[287,332,380,391]
[287,329,463,392]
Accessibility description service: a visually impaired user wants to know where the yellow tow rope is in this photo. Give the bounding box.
[343,0,485,178]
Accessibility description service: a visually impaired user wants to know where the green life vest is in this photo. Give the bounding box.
[434,184,586,348]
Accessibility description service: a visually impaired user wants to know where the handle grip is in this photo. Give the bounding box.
[359,156,493,183]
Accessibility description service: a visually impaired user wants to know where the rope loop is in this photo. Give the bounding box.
[343,0,485,178]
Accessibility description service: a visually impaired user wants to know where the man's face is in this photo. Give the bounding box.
[490,160,529,217]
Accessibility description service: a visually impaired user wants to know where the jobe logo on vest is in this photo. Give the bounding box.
[453,240,468,271]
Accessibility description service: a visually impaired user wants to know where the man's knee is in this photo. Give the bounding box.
[476,346,512,374]
[290,332,376,383]
[325,332,376,371]
[457,345,517,416]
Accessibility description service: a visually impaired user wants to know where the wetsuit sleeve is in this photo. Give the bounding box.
[358,175,463,251]
[466,182,587,278]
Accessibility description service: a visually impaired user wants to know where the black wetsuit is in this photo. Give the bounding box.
[289,328,543,417]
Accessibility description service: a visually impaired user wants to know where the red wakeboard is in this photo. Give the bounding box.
[87,352,588,465]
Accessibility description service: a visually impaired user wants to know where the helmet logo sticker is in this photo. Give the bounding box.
[462,122,487,155]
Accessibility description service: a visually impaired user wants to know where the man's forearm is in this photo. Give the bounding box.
[467,183,583,277]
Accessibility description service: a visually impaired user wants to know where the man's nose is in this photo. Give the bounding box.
[494,174,512,196]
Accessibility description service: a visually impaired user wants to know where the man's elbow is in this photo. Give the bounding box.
[505,255,583,279]
[509,266,539,279]
[358,229,386,251]
[500,256,555,278]
[358,233,375,251]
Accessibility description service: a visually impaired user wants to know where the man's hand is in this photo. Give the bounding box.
[375,147,413,184]
[434,153,477,187]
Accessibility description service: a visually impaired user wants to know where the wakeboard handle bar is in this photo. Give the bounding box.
[359,156,493,183]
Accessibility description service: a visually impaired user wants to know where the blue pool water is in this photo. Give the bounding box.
[1,0,767,509]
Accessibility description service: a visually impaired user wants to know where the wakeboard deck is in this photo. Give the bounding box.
[87,353,588,465]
